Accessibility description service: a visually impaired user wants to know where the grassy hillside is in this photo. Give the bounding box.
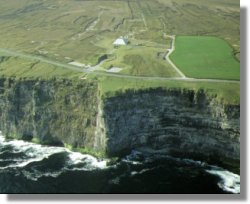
[170,36,240,80]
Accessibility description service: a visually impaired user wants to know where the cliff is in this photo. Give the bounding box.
[0,77,240,171]
[103,89,240,170]
[0,77,101,151]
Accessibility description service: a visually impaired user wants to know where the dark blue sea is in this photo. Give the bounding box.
[0,133,240,194]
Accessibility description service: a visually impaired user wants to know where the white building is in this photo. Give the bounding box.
[113,36,128,46]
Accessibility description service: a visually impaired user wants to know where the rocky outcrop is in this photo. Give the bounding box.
[103,89,240,169]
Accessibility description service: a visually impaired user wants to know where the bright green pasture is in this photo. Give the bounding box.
[170,36,240,80]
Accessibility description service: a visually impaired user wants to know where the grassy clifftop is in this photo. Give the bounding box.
[97,76,240,105]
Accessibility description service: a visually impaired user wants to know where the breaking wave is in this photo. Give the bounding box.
[206,169,240,194]
[0,132,107,181]
[0,132,240,193]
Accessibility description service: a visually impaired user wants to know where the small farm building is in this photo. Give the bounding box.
[113,36,128,46]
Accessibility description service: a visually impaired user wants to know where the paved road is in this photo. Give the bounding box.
[0,48,240,84]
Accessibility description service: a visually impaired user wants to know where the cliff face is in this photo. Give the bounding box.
[103,89,240,168]
[0,77,240,169]
[0,77,100,150]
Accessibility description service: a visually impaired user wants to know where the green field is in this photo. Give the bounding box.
[170,36,240,80]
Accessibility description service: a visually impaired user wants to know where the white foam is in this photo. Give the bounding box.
[92,159,107,169]
[21,150,108,181]
[0,148,63,170]
[131,171,138,176]
[0,131,108,182]
[0,136,65,170]
[0,137,107,171]
[67,151,88,164]
[130,168,154,176]
[67,150,107,169]
[206,169,240,194]
[0,132,5,143]
[123,160,142,165]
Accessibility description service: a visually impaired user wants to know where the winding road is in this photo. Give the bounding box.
[0,48,240,84]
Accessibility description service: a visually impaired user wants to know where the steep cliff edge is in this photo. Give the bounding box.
[0,77,100,151]
[103,89,240,170]
[0,77,240,171]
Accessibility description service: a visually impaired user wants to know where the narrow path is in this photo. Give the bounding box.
[165,35,186,78]
[0,48,240,84]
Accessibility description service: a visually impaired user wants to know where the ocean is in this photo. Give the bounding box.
[0,132,240,194]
